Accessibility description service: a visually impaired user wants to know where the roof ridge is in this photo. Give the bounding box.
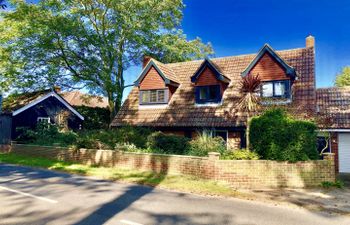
[165,47,307,66]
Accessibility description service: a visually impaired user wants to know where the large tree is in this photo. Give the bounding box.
[335,66,350,87]
[0,0,213,119]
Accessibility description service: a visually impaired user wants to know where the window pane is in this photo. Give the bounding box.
[199,87,207,100]
[150,90,157,102]
[262,83,273,97]
[274,81,286,96]
[142,91,150,103]
[157,90,165,102]
[208,86,219,100]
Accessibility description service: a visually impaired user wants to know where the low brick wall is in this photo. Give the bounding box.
[0,145,11,153]
[2,144,336,189]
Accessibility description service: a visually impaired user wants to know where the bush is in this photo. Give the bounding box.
[76,126,153,149]
[146,131,190,155]
[16,123,77,147]
[250,108,319,162]
[221,149,259,160]
[321,180,344,189]
[187,131,226,156]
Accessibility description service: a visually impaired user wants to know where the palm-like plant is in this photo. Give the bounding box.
[0,0,6,9]
[238,73,261,149]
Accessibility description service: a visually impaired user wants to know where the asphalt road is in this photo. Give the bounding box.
[0,164,349,225]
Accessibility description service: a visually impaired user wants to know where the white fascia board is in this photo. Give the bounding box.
[12,91,84,120]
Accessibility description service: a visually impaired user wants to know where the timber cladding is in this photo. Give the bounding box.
[5,144,335,189]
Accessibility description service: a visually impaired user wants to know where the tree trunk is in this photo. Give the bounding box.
[246,114,250,149]
[107,92,116,122]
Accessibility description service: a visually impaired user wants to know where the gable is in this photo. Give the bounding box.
[250,53,289,81]
[139,66,166,90]
[12,91,84,120]
[191,58,230,84]
[195,67,222,86]
[241,44,296,80]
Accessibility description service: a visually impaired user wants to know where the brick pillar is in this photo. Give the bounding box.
[323,153,336,181]
[330,133,339,174]
[208,152,220,161]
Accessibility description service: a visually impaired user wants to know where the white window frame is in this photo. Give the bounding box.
[139,89,169,105]
[37,117,50,124]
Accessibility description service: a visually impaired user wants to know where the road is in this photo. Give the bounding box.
[0,164,349,225]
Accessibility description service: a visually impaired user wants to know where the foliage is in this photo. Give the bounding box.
[238,73,262,149]
[0,0,213,118]
[146,131,190,155]
[76,126,153,149]
[0,0,6,9]
[335,66,350,87]
[187,131,226,156]
[250,108,319,162]
[221,149,259,160]
[321,180,344,189]
[16,123,77,146]
[75,106,110,130]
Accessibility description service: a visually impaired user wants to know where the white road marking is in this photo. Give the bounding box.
[0,185,58,204]
[120,219,144,225]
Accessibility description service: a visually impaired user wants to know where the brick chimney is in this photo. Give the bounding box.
[306,35,315,48]
[142,56,152,68]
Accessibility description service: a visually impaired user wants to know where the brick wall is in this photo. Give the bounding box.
[3,144,335,189]
[330,132,339,174]
[250,52,290,81]
[139,66,166,90]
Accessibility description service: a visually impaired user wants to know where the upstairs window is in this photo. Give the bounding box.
[140,89,168,105]
[261,80,291,99]
[195,85,221,104]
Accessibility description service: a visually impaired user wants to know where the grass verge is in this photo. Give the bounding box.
[0,153,242,197]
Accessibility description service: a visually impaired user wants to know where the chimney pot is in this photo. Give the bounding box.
[306,35,315,48]
[142,56,152,69]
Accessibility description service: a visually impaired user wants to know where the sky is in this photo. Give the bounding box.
[3,0,350,98]
[123,0,350,97]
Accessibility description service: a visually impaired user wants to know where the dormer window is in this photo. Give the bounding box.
[140,89,168,105]
[261,80,291,98]
[195,85,221,104]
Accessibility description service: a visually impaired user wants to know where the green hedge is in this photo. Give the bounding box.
[146,131,190,155]
[249,108,319,162]
[75,106,110,130]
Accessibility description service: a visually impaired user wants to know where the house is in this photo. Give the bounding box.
[316,87,350,173]
[112,35,350,174]
[1,89,108,138]
[112,36,316,150]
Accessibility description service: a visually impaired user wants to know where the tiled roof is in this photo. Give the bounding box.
[317,87,350,129]
[112,47,316,128]
[152,59,180,84]
[2,90,108,113]
[61,91,108,108]
[2,89,52,112]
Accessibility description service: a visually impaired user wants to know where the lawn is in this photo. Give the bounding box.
[0,153,242,197]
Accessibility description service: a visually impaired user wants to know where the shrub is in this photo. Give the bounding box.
[321,180,344,189]
[16,123,77,146]
[146,131,190,155]
[114,126,152,149]
[221,149,259,160]
[187,131,226,156]
[250,108,319,162]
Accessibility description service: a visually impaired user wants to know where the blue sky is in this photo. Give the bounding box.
[123,0,350,97]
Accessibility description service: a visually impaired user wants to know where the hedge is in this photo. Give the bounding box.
[249,108,319,162]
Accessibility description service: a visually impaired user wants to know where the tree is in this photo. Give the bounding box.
[238,73,261,149]
[335,66,350,87]
[0,0,213,120]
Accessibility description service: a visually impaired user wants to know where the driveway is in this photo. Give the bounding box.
[0,164,349,225]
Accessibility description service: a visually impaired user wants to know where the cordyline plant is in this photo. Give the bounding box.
[0,0,6,9]
[238,73,261,149]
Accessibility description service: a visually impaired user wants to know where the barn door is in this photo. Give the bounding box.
[0,115,12,144]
